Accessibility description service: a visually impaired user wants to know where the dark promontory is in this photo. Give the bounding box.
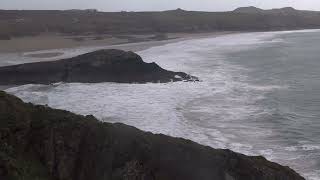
[0,49,197,85]
[0,91,305,180]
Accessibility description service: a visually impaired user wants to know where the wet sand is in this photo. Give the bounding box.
[0,32,235,55]
[0,34,129,53]
[0,32,235,90]
[24,52,65,58]
[0,32,236,67]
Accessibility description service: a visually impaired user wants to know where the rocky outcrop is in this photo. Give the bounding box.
[0,49,197,85]
[0,91,305,180]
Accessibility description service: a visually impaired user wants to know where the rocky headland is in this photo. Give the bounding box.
[0,91,305,180]
[0,49,197,85]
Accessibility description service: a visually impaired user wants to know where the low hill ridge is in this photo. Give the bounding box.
[1,7,320,39]
[233,6,264,13]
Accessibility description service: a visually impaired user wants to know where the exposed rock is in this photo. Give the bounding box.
[0,49,198,85]
[0,91,305,180]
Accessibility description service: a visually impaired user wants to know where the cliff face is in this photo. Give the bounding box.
[0,91,305,180]
[0,49,197,85]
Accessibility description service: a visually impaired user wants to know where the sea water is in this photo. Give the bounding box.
[4,30,320,179]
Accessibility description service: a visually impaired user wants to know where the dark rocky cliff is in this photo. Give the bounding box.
[0,49,197,85]
[0,91,305,180]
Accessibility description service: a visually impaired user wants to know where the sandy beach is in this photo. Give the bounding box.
[0,32,234,54]
[0,31,234,90]
[0,31,236,67]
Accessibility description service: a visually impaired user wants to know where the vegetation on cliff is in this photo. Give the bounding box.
[0,91,305,180]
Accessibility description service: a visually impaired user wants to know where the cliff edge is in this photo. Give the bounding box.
[0,91,304,180]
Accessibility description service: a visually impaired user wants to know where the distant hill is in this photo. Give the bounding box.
[234,7,314,15]
[1,7,320,39]
[233,6,264,13]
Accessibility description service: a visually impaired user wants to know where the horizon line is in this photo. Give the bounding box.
[0,6,318,13]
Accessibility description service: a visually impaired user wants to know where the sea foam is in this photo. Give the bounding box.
[6,30,318,179]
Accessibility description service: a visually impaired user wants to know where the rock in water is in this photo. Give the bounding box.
[0,49,198,85]
[0,91,305,180]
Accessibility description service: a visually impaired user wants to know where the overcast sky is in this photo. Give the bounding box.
[1,0,320,12]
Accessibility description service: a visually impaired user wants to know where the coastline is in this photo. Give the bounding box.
[2,29,320,179]
[0,31,233,91]
[0,32,235,54]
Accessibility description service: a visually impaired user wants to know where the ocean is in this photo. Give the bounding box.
[4,30,320,179]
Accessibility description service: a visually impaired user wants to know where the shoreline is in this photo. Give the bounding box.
[1,29,314,90]
[1,28,319,55]
[0,31,234,90]
[0,32,235,55]
[0,31,236,67]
